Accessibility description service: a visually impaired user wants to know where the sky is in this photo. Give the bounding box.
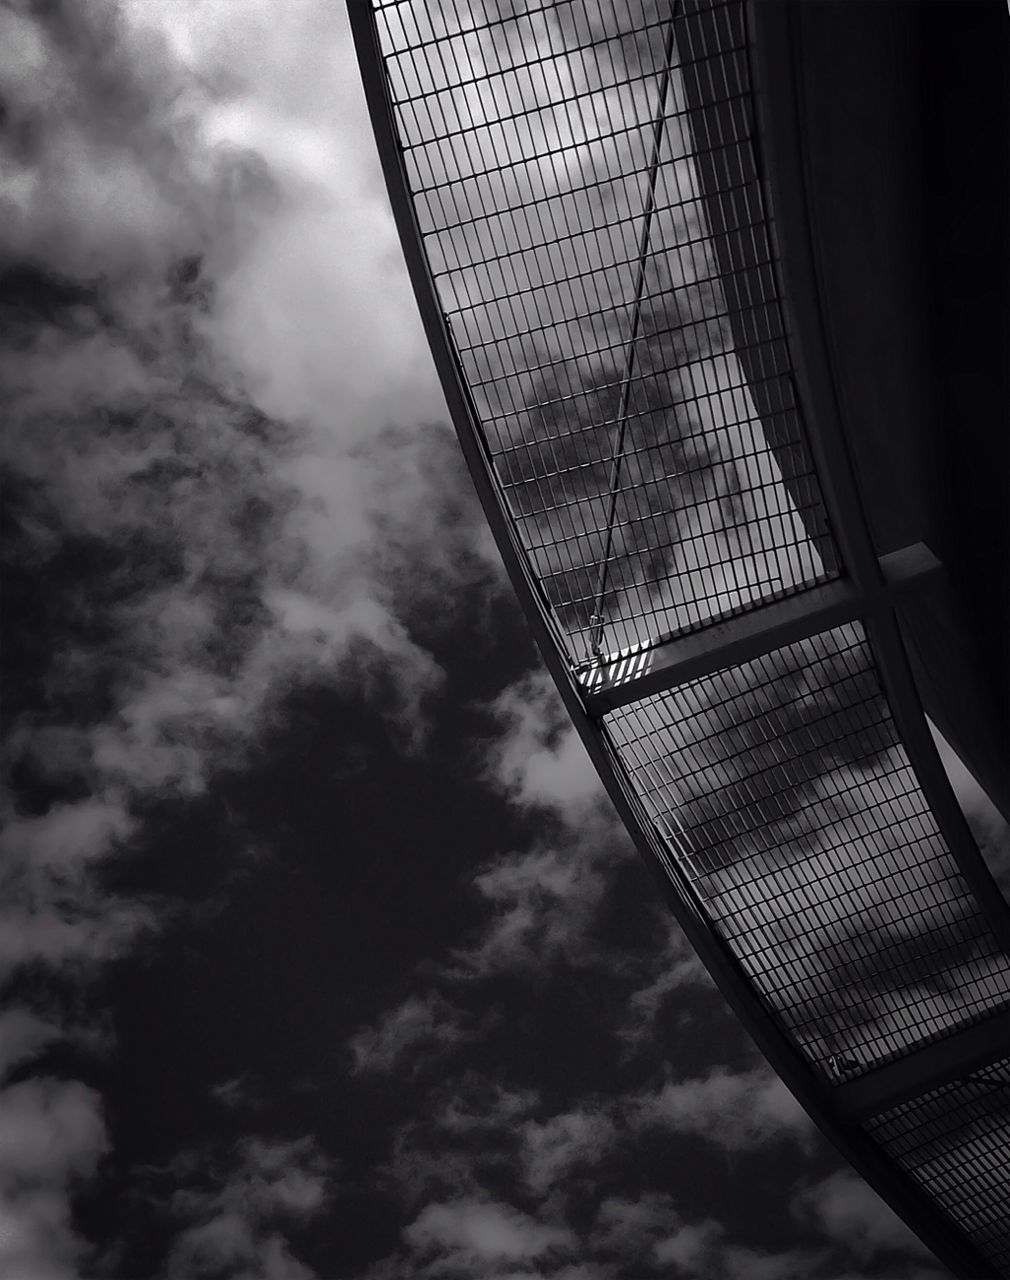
[2,2,1009,1279]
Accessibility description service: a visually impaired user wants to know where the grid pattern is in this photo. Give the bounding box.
[364,1,1010,1270]
[867,1059,1010,1271]
[604,622,1010,1074]
[374,0,837,666]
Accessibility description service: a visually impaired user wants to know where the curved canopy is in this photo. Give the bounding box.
[349,1,1010,1274]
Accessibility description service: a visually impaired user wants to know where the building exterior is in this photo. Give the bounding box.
[349,2,1010,1274]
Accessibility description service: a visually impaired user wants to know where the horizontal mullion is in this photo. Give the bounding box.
[835,1005,1010,1120]
[582,544,943,714]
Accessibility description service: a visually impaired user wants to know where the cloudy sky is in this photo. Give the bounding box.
[2,2,1007,1278]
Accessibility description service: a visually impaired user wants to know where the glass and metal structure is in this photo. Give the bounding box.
[349,1,1010,1274]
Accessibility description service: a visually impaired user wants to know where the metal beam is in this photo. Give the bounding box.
[835,1006,1010,1122]
[584,543,941,715]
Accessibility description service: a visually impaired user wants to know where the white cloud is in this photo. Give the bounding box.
[0,6,502,1276]
[631,1066,813,1152]
[445,839,612,979]
[130,0,444,430]
[376,1074,540,1214]
[0,799,151,982]
[163,1137,332,1280]
[0,0,499,1022]
[616,918,710,1049]
[210,1076,261,1113]
[0,1078,105,1187]
[792,1172,935,1264]
[592,1193,677,1249]
[591,1198,830,1280]
[1,0,497,879]
[0,1077,108,1280]
[350,992,470,1077]
[519,1107,617,1196]
[405,1198,576,1272]
[651,1218,725,1271]
[483,672,602,824]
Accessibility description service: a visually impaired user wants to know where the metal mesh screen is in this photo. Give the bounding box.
[373,0,837,667]
[603,621,1010,1074]
[866,1059,1010,1271]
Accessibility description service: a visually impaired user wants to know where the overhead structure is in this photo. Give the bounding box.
[348,1,1010,1274]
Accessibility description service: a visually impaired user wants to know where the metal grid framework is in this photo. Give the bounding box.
[353,0,1010,1274]
[605,621,1010,1075]
[867,1058,1010,1272]
[374,0,837,666]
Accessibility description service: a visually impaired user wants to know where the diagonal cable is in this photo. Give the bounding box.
[589,4,681,659]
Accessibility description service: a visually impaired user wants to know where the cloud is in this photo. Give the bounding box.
[369,1070,938,1280]
[614,918,710,1050]
[376,1075,540,1212]
[519,1107,617,1196]
[447,669,659,985]
[592,1198,829,1280]
[0,799,150,982]
[631,1066,813,1152]
[1,0,498,936]
[651,1218,726,1271]
[0,1010,62,1083]
[211,1076,263,1113]
[590,1193,678,1258]
[0,4,504,1276]
[0,1076,108,1280]
[162,1137,332,1280]
[1,0,502,1048]
[483,673,602,824]
[129,0,444,436]
[404,1198,576,1274]
[350,992,471,1077]
[445,839,612,979]
[792,1172,935,1264]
